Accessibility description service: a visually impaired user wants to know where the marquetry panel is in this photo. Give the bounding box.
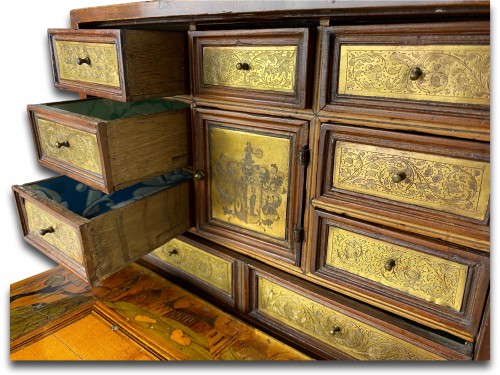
[37,118,102,175]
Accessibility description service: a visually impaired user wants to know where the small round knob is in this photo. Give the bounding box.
[330,325,341,336]
[39,227,54,236]
[409,67,423,81]
[391,171,407,184]
[236,62,249,71]
[385,259,396,271]
[56,141,70,149]
[76,57,91,65]
[194,170,205,180]
[168,249,178,256]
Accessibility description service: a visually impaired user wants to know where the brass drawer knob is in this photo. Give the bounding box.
[409,67,423,81]
[55,141,70,149]
[391,171,407,183]
[385,259,396,271]
[39,226,54,236]
[168,249,178,256]
[329,325,341,336]
[194,170,205,180]
[236,62,250,71]
[76,57,91,65]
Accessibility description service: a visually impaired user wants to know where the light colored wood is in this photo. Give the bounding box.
[106,110,191,190]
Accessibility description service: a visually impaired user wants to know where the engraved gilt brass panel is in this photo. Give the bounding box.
[209,125,291,240]
[55,40,120,87]
[333,141,490,220]
[38,119,102,175]
[203,46,297,93]
[25,201,83,265]
[338,45,490,105]
[151,238,232,294]
[258,277,444,360]
[326,227,468,311]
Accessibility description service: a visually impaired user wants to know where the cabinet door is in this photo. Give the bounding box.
[193,108,309,269]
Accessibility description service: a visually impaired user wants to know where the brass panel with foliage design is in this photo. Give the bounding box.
[55,40,120,87]
[203,46,297,93]
[257,277,444,360]
[151,238,232,294]
[37,119,103,175]
[24,201,83,265]
[209,124,291,240]
[326,227,468,311]
[333,141,490,220]
[338,45,490,105]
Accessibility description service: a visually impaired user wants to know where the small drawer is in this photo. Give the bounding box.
[143,234,239,307]
[308,211,489,340]
[249,266,471,360]
[316,124,490,251]
[28,98,191,193]
[13,170,193,286]
[48,29,187,101]
[190,28,311,108]
[319,22,490,139]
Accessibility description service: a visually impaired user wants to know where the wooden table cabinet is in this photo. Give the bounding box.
[10,0,490,361]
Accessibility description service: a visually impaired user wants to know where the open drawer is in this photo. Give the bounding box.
[28,98,191,193]
[13,170,193,286]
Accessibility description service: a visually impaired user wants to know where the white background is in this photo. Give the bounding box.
[0,0,496,372]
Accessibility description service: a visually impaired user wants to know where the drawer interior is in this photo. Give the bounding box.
[26,169,192,219]
[49,98,189,121]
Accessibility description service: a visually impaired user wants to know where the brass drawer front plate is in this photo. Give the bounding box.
[24,200,83,265]
[203,46,297,93]
[257,277,444,360]
[326,227,468,311]
[38,119,102,175]
[338,45,490,105]
[209,124,291,240]
[55,40,120,87]
[151,238,232,294]
[333,141,490,220]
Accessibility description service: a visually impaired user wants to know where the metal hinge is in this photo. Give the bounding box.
[298,147,310,166]
[294,227,304,243]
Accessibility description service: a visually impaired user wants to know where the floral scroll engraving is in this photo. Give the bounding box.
[210,125,291,240]
[152,238,232,294]
[203,46,297,93]
[55,40,120,87]
[333,141,489,220]
[338,45,490,105]
[326,227,468,311]
[258,278,444,360]
[38,119,102,175]
[25,200,83,265]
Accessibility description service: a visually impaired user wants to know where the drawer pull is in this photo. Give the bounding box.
[329,325,341,336]
[409,66,423,81]
[76,57,91,66]
[236,62,250,71]
[194,170,205,180]
[55,141,70,149]
[384,259,396,271]
[38,226,55,236]
[168,248,178,256]
[391,171,407,184]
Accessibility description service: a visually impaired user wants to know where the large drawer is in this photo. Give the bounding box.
[48,29,187,101]
[248,265,471,360]
[315,124,490,252]
[143,234,240,308]
[308,210,489,341]
[319,21,490,140]
[13,170,193,286]
[190,28,311,108]
[28,98,191,193]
